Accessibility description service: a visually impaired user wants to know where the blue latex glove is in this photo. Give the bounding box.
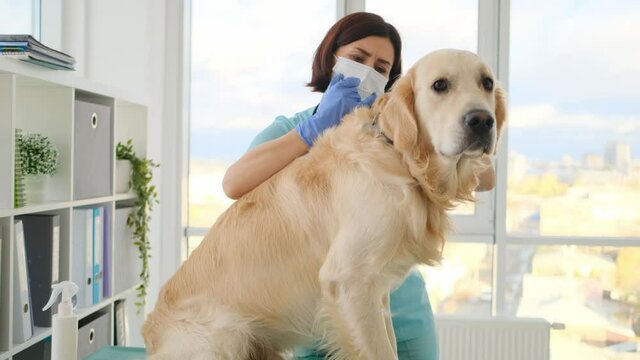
[295,74,377,147]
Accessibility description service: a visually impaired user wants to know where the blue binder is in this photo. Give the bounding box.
[92,208,104,304]
[72,208,93,308]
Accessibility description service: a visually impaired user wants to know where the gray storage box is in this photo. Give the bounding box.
[77,311,110,359]
[73,100,113,200]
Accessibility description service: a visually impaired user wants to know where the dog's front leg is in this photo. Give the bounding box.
[319,249,398,359]
[338,279,397,359]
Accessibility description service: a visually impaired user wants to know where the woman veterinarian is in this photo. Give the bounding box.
[224,11,493,359]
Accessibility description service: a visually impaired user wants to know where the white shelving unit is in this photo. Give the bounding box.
[0,57,149,359]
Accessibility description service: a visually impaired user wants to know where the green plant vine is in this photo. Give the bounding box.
[116,139,159,312]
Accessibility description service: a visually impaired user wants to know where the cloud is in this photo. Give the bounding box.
[191,0,332,81]
[367,0,478,68]
[510,104,640,135]
[510,1,640,101]
[189,0,329,130]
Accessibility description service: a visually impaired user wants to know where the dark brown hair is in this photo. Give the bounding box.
[307,12,402,93]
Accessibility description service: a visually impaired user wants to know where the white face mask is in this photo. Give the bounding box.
[332,56,389,99]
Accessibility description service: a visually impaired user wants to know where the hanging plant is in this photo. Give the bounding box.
[116,139,159,312]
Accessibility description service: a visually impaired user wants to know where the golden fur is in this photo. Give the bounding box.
[143,49,506,359]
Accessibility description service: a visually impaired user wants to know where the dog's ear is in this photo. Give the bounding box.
[492,84,507,155]
[379,73,420,153]
[379,72,433,190]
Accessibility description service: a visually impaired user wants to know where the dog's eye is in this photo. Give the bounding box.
[482,78,494,91]
[432,79,449,93]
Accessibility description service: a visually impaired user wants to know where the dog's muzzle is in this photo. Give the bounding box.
[461,109,495,154]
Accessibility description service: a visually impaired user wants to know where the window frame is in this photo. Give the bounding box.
[183,0,496,238]
[487,0,640,317]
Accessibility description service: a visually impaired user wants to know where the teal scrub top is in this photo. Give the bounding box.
[248,107,438,357]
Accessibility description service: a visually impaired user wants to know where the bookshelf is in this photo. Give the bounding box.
[0,57,149,359]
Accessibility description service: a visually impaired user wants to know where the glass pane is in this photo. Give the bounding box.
[507,1,640,237]
[419,242,493,316]
[0,0,38,36]
[367,0,480,217]
[366,0,478,69]
[506,245,640,359]
[184,236,204,261]
[189,0,334,228]
[448,194,476,216]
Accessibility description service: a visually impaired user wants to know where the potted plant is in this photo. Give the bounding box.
[116,139,159,312]
[116,158,133,193]
[17,132,60,204]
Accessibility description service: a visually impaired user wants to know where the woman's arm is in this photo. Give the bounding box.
[225,133,496,198]
[224,75,374,200]
[223,130,308,199]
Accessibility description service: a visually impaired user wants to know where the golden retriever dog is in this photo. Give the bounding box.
[143,49,506,359]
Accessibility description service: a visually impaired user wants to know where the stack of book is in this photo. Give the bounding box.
[0,34,75,70]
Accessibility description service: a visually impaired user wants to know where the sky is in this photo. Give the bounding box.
[507,0,640,161]
[190,0,640,164]
[189,0,640,165]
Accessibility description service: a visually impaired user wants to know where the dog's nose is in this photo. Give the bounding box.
[463,110,494,133]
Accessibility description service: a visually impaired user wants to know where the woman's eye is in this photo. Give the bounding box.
[432,79,449,93]
[351,55,364,63]
[375,67,387,74]
[482,78,494,91]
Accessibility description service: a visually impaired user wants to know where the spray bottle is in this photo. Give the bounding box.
[43,281,79,360]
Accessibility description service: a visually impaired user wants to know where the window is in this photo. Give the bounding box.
[184,4,640,357]
[421,242,494,317]
[187,0,495,312]
[507,0,640,238]
[507,1,640,357]
[0,0,41,38]
[366,0,477,66]
[505,245,640,359]
[188,0,334,253]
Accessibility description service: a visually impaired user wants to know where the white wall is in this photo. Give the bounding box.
[85,1,155,94]
[55,0,184,346]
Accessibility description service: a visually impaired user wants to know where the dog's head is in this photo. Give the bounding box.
[377,49,506,200]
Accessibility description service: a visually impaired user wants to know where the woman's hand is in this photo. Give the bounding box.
[295,74,376,147]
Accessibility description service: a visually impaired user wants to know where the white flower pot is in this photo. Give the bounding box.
[24,174,51,205]
[116,160,132,193]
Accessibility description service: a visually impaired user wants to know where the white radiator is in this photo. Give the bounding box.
[435,316,551,360]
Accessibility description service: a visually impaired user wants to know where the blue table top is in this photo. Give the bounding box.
[85,346,146,360]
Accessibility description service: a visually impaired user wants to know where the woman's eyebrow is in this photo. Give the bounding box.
[354,47,392,67]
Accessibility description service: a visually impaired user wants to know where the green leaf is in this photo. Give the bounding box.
[117,139,159,312]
